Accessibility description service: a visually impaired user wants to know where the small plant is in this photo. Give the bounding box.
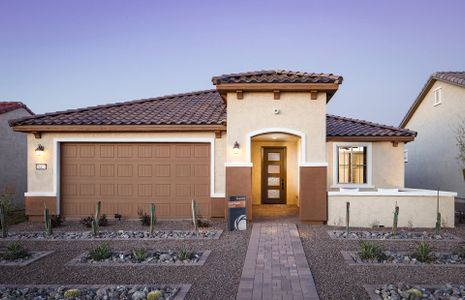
[64,289,81,298]
[191,200,198,233]
[0,203,8,238]
[178,248,194,261]
[114,213,122,221]
[392,203,399,235]
[2,242,29,260]
[414,242,432,263]
[359,241,382,260]
[147,290,163,300]
[80,214,108,228]
[345,202,350,234]
[132,247,148,262]
[51,215,64,228]
[88,243,112,261]
[44,206,52,236]
[137,209,150,226]
[197,219,211,228]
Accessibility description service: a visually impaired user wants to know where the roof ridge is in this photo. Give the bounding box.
[327,114,416,134]
[12,89,217,123]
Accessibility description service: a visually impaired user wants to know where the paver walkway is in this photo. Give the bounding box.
[237,223,319,300]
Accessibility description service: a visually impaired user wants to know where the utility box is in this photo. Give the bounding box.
[227,195,246,231]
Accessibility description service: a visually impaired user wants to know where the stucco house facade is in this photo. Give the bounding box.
[0,102,34,208]
[9,70,456,227]
[401,72,465,204]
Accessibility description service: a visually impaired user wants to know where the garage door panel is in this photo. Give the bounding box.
[61,143,210,219]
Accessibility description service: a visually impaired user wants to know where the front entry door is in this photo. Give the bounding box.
[262,147,286,204]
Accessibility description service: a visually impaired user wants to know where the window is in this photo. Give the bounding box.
[433,87,442,106]
[337,146,367,184]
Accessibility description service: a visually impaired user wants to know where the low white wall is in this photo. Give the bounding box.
[328,189,456,228]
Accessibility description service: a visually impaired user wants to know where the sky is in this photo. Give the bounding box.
[1,0,464,126]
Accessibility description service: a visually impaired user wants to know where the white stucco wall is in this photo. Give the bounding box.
[404,80,465,199]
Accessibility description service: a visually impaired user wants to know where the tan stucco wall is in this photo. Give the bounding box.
[326,141,405,188]
[26,131,226,196]
[328,194,455,228]
[251,140,299,205]
[404,80,465,199]
[226,91,326,164]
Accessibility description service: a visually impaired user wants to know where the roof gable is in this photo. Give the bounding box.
[0,102,34,116]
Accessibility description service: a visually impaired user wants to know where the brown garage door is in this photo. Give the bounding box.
[60,143,211,219]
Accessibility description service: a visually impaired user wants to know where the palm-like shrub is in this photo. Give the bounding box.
[359,241,382,260]
[88,243,112,261]
[414,242,432,262]
[132,247,148,262]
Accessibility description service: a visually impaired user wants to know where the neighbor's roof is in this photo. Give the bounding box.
[211,70,343,85]
[400,71,465,128]
[10,90,415,140]
[0,102,34,115]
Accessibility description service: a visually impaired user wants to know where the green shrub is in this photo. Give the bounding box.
[147,290,163,300]
[132,247,148,262]
[137,209,150,226]
[358,241,382,260]
[2,242,29,260]
[178,248,194,261]
[414,242,432,262]
[88,243,112,261]
[64,289,80,298]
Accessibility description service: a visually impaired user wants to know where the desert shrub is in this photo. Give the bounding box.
[2,242,29,260]
[147,290,163,300]
[51,215,64,228]
[178,248,194,261]
[196,219,211,228]
[137,209,150,226]
[132,247,148,262]
[80,214,108,228]
[88,243,112,261]
[414,242,432,262]
[64,289,80,298]
[359,241,382,260]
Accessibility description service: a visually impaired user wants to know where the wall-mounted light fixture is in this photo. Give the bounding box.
[35,144,44,156]
[233,141,240,155]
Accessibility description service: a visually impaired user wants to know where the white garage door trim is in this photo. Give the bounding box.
[52,137,222,215]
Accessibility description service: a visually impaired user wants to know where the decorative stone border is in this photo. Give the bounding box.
[0,284,191,300]
[341,251,465,267]
[2,230,223,241]
[328,230,462,241]
[0,251,54,266]
[363,284,465,300]
[66,250,211,267]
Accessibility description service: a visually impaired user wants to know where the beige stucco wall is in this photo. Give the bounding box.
[404,80,465,199]
[328,193,455,228]
[251,140,299,205]
[226,91,326,164]
[326,141,405,188]
[26,131,226,197]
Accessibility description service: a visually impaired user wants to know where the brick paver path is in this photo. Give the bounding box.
[237,223,319,300]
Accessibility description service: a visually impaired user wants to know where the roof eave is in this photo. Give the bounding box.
[12,124,227,133]
[327,135,416,143]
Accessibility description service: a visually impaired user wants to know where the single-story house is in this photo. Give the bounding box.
[0,101,34,208]
[9,70,456,227]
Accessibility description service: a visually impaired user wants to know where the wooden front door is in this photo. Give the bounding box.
[261,147,286,204]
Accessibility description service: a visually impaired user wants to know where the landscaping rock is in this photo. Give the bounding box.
[332,230,459,240]
[374,284,465,299]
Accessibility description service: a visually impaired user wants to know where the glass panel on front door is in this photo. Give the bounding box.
[262,147,286,204]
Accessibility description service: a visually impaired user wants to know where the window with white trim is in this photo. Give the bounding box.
[404,149,409,163]
[337,146,367,184]
[433,87,442,106]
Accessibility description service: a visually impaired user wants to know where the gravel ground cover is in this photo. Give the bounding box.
[0,219,250,300]
[342,250,465,266]
[330,230,461,241]
[0,250,54,266]
[0,284,188,300]
[365,283,465,299]
[299,224,465,300]
[68,249,211,266]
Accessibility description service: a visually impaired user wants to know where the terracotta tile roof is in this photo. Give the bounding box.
[10,89,415,140]
[211,70,343,85]
[0,101,34,115]
[400,71,465,127]
[327,114,416,138]
[10,90,226,126]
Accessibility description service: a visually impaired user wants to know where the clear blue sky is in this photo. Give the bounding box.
[1,0,464,126]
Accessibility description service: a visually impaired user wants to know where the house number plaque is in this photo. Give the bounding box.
[36,163,47,171]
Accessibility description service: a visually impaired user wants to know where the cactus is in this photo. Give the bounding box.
[392,203,399,235]
[345,202,350,234]
[0,203,8,238]
[191,199,198,233]
[44,206,52,236]
[149,203,156,235]
[435,188,441,235]
[91,201,101,236]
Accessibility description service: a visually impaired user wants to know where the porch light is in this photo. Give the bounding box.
[233,141,240,155]
[35,144,45,156]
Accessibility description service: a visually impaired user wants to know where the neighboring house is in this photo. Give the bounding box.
[0,102,34,208]
[10,70,456,227]
[401,72,465,203]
